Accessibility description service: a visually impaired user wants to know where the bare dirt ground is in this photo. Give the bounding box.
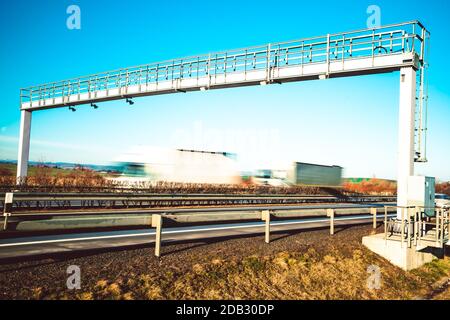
[0,224,448,300]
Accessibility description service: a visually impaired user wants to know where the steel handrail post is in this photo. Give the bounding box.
[326,34,330,74]
[407,207,411,248]
[436,208,440,246]
[266,43,271,82]
[401,207,404,248]
[440,209,444,247]
[419,206,422,246]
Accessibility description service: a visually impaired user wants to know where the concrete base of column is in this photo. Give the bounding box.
[362,233,444,271]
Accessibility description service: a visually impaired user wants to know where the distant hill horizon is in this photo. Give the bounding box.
[0,160,118,173]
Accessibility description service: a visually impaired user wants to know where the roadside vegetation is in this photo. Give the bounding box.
[342,178,450,197]
[342,178,397,196]
[0,163,327,195]
[0,163,108,191]
[436,182,450,196]
[67,251,449,300]
[1,163,448,196]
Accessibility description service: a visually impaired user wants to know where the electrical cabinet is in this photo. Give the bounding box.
[407,176,435,217]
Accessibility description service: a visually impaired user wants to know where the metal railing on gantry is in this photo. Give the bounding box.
[20,21,429,111]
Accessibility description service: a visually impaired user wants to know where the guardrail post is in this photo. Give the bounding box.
[151,214,163,257]
[261,210,271,243]
[370,207,377,229]
[3,193,13,231]
[327,209,334,235]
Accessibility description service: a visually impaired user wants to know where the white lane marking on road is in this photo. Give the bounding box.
[0,214,395,248]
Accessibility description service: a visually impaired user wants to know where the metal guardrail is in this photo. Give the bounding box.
[0,193,395,211]
[1,199,396,256]
[150,206,395,257]
[20,21,429,109]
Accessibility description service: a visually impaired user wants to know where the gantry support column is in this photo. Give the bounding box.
[16,110,32,184]
[397,67,416,219]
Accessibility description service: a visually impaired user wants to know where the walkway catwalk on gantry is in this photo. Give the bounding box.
[17,21,430,217]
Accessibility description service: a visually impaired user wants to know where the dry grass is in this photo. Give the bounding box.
[26,250,450,300]
[0,164,110,189]
[342,179,450,197]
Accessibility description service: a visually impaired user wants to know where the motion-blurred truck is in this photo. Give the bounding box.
[111,146,240,185]
[287,162,343,187]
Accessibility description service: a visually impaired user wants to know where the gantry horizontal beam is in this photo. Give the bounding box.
[20,21,428,111]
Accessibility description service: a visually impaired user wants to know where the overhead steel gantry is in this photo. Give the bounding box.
[17,21,430,217]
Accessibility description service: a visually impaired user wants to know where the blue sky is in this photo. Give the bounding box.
[0,0,449,180]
